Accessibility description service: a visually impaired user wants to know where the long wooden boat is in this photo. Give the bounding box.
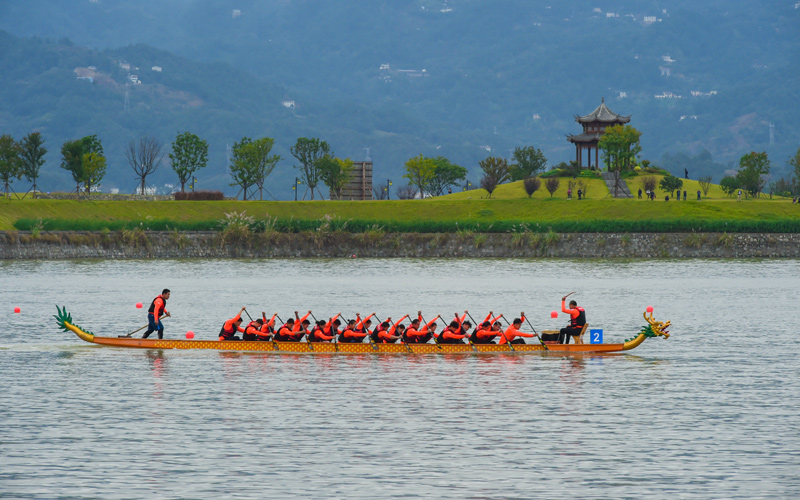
[55,306,670,355]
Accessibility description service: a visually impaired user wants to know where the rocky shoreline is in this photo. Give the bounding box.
[1,230,798,259]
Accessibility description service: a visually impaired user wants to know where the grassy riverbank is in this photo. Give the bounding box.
[2,178,797,233]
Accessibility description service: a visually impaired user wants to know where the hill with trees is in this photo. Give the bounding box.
[0,1,798,196]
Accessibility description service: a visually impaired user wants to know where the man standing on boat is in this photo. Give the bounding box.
[142,289,170,339]
[559,293,586,344]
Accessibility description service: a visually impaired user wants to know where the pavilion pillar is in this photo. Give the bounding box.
[595,147,599,170]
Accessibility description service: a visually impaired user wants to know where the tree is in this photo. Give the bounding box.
[82,151,106,194]
[736,151,770,198]
[18,132,47,198]
[599,124,642,197]
[478,156,511,198]
[291,137,330,200]
[169,132,208,193]
[522,176,541,198]
[396,185,418,200]
[509,146,547,181]
[659,174,683,197]
[640,176,657,196]
[545,177,560,197]
[403,154,436,198]
[0,134,22,199]
[428,156,467,196]
[788,146,800,195]
[251,138,281,201]
[720,176,740,197]
[698,175,713,196]
[544,177,561,197]
[229,138,256,199]
[319,155,354,200]
[60,139,85,194]
[125,135,163,195]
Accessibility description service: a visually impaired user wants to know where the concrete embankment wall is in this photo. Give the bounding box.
[1,231,799,259]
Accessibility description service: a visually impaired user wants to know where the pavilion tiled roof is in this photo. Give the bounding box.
[575,98,631,124]
[566,132,602,143]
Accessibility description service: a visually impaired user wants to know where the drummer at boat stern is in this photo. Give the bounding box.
[142,289,171,339]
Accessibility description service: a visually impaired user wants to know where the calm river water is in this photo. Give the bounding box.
[1,258,799,499]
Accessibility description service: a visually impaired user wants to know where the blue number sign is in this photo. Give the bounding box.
[590,329,603,344]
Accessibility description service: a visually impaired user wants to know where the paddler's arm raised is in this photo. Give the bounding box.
[293,310,312,333]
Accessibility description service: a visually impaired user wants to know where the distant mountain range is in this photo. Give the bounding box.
[1,1,798,196]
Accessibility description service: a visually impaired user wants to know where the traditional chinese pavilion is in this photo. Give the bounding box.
[567,98,631,169]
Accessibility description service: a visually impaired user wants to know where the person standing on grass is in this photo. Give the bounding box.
[143,289,170,339]
[684,190,687,201]
[638,188,643,199]
[697,190,701,201]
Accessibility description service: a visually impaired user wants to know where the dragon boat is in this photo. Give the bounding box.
[55,306,671,355]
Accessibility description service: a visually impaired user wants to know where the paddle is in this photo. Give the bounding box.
[524,315,548,351]
[332,312,341,352]
[420,313,441,350]
[397,314,412,353]
[420,313,444,350]
[121,323,149,338]
[497,315,516,352]
[459,311,478,352]
[121,316,169,338]
[367,314,380,351]
[304,310,315,351]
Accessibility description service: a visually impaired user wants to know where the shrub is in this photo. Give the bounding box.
[720,176,740,197]
[522,177,541,197]
[545,177,560,197]
[174,190,225,201]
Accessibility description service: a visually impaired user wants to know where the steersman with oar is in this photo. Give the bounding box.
[142,289,171,339]
[559,292,587,344]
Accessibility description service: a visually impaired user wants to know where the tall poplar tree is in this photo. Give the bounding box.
[19,132,47,197]
[291,137,330,200]
[169,132,208,193]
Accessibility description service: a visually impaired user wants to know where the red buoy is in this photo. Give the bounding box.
[136,302,143,309]
[14,307,21,314]
[550,311,558,318]
[646,306,654,313]
[186,331,195,339]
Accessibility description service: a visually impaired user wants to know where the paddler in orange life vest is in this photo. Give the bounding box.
[308,313,340,343]
[339,317,370,343]
[242,312,277,341]
[404,312,440,344]
[274,311,312,342]
[373,316,406,343]
[498,313,538,345]
[559,293,587,344]
[469,311,502,344]
[437,320,469,344]
[219,306,247,341]
[142,289,171,339]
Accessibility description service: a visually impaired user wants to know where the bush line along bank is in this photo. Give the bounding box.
[13,217,800,234]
